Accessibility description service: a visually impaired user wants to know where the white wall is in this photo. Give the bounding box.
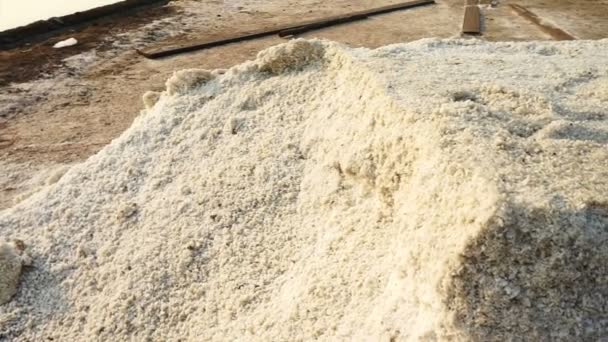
[0,0,120,31]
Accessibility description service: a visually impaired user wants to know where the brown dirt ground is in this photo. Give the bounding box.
[0,5,176,87]
[0,0,607,209]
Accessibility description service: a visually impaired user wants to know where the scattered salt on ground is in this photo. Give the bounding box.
[0,38,607,341]
[53,38,78,49]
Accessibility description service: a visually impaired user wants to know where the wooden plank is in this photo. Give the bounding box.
[137,0,435,59]
[136,27,288,59]
[277,13,370,38]
[509,4,575,40]
[462,5,481,34]
[278,0,435,37]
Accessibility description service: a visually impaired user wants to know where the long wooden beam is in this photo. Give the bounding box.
[278,0,435,37]
[136,27,288,59]
[137,0,435,59]
[509,4,575,40]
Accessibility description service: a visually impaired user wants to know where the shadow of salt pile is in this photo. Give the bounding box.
[447,200,608,340]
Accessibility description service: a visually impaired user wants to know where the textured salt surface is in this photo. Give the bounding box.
[0,39,607,341]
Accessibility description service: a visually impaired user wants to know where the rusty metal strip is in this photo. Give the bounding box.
[137,0,435,59]
[462,5,481,34]
[509,4,575,40]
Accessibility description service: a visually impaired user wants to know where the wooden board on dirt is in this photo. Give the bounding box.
[137,0,435,59]
[509,4,575,40]
[462,5,481,34]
